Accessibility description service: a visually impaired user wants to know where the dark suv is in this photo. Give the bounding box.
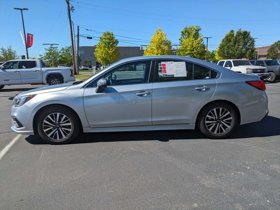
[251,60,280,82]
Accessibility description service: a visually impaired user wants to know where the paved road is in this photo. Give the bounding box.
[0,83,280,210]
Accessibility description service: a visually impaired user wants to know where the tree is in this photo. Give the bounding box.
[144,28,172,55]
[59,46,72,66]
[0,47,17,61]
[42,46,60,67]
[177,26,206,59]
[267,40,280,59]
[94,32,120,66]
[216,29,256,59]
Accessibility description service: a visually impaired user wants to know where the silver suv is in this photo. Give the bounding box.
[251,60,280,82]
[11,56,268,144]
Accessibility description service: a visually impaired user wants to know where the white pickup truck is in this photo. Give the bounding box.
[0,59,75,90]
[217,59,269,80]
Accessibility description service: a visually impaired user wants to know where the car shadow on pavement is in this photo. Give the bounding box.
[0,88,35,92]
[230,115,280,139]
[25,116,280,145]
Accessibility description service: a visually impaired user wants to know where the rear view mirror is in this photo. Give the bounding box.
[96,78,107,93]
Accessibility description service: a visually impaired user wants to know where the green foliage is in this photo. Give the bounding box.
[144,28,172,56]
[94,32,120,65]
[41,47,60,67]
[267,40,280,59]
[0,46,17,61]
[217,29,256,59]
[206,50,217,62]
[177,26,206,59]
[59,47,72,66]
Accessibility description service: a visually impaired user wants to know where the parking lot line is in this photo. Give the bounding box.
[0,134,21,160]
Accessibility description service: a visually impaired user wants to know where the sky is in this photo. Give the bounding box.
[0,0,279,58]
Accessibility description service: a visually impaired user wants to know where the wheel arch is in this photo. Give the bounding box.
[195,100,241,129]
[33,104,83,135]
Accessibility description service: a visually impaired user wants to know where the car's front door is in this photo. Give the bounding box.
[0,61,21,84]
[83,60,152,128]
[18,61,42,83]
[151,60,218,125]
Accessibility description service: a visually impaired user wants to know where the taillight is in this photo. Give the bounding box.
[246,80,266,91]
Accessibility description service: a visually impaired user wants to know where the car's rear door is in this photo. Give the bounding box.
[151,59,218,125]
[18,61,42,83]
[83,60,152,128]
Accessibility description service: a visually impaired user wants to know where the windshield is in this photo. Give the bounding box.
[265,60,279,66]
[232,60,251,66]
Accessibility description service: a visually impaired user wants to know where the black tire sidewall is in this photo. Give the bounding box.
[47,75,63,85]
[36,106,80,144]
[198,103,238,139]
[0,85,4,90]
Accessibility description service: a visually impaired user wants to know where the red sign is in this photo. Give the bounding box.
[26,33,34,48]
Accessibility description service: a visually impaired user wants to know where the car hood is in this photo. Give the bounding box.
[17,81,82,97]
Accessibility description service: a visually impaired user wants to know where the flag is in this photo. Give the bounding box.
[26,33,34,48]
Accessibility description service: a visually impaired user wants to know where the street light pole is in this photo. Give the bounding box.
[14,8,29,59]
[203,36,212,60]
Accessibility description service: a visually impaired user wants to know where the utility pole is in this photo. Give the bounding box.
[203,36,212,60]
[14,8,29,59]
[66,0,77,74]
[76,25,80,74]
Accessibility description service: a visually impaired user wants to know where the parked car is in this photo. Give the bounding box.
[0,59,75,90]
[80,65,91,70]
[0,61,4,66]
[217,59,269,80]
[11,56,268,144]
[250,60,280,82]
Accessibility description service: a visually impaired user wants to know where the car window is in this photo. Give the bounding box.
[2,61,19,70]
[225,61,232,68]
[19,61,37,69]
[154,60,193,82]
[232,60,251,66]
[218,61,224,66]
[256,61,265,66]
[104,61,151,86]
[265,60,279,66]
[193,64,218,80]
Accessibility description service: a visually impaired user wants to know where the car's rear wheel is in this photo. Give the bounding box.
[36,106,80,144]
[0,85,4,90]
[47,75,63,85]
[266,72,277,83]
[197,102,238,139]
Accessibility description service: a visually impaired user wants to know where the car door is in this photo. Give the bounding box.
[151,59,218,125]
[0,61,21,84]
[18,61,42,83]
[83,60,152,128]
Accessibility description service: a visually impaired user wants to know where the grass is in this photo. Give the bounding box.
[74,73,93,81]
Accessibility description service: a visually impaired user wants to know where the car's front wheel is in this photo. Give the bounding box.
[36,106,80,144]
[197,102,238,139]
[0,85,4,90]
[266,72,277,83]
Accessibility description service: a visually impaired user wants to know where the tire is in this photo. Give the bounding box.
[47,75,63,85]
[36,106,80,144]
[0,85,4,90]
[197,102,238,139]
[266,72,277,83]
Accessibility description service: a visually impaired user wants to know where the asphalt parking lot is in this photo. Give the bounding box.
[0,83,280,210]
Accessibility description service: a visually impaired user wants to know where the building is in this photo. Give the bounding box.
[256,46,270,60]
[79,46,144,67]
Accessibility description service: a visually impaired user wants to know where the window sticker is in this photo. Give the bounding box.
[161,62,187,77]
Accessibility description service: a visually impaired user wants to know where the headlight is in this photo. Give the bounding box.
[13,95,36,107]
[246,68,253,74]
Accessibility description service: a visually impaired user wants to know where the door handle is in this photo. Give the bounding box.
[195,85,209,92]
[136,91,150,97]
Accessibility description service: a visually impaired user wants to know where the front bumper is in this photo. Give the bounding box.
[11,105,35,135]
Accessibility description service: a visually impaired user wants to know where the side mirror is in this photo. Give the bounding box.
[96,78,107,93]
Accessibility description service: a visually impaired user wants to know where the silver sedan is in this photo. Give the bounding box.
[11,56,268,144]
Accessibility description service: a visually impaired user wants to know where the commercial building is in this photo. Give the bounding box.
[79,46,144,67]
